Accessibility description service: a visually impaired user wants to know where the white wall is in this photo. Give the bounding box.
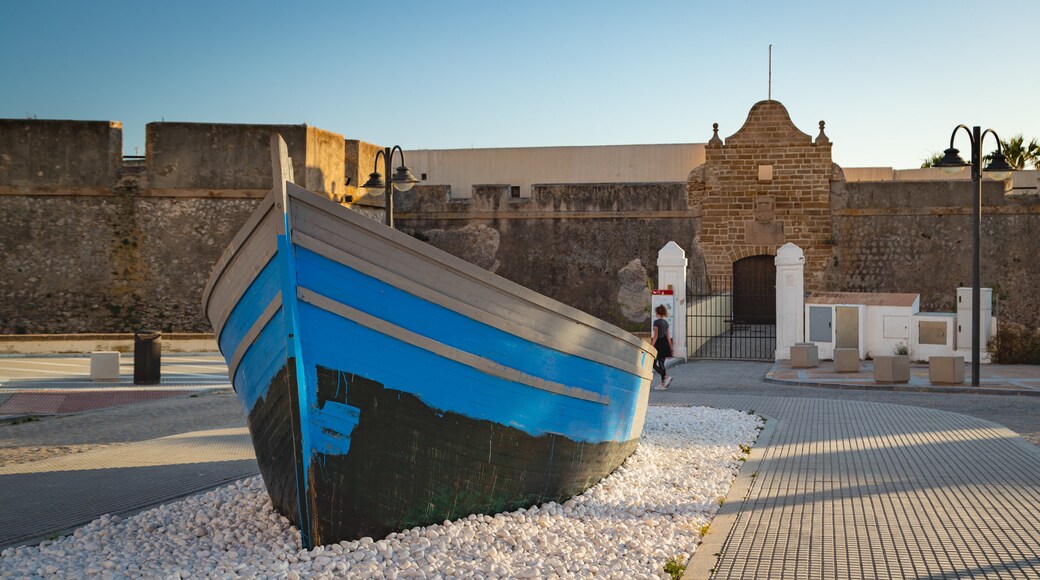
[844,168,1037,192]
[865,304,919,358]
[403,143,707,199]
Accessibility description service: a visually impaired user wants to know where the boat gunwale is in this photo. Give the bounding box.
[292,229,654,380]
[202,194,277,321]
[298,287,613,405]
[285,184,655,356]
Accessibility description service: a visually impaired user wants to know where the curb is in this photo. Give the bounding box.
[685,411,778,579]
[764,374,1040,397]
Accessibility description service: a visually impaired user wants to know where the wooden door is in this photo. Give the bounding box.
[733,255,776,325]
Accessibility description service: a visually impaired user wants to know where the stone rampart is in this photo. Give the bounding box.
[396,182,697,331]
[4,117,1040,335]
[828,180,1040,328]
[0,119,366,334]
[0,120,122,191]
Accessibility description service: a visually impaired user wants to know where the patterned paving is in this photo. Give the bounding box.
[0,390,197,416]
[768,360,1040,395]
[662,393,1040,579]
[0,354,231,418]
[0,426,258,548]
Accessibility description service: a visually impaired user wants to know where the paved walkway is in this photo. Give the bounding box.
[769,359,1040,395]
[3,354,1040,579]
[659,363,1040,579]
[0,425,258,548]
[0,353,256,548]
[0,354,231,420]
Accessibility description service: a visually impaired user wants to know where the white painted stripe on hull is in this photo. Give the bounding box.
[297,288,611,406]
[292,230,653,381]
[285,184,649,353]
[202,195,276,316]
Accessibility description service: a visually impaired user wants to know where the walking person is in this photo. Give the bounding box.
[651,304,673,389]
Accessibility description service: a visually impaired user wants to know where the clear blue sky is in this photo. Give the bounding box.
[2,1,1037,169]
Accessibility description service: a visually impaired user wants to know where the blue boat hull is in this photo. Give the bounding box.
[245,359,640,543]
[204,136,654,547]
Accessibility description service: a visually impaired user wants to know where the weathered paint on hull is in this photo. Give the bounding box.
[245,361,639,545]
[205,136,655,548]
[244,362,303,525]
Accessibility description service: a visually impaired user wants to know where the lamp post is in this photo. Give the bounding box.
[360,145,420,228]
[933,125,1014,386]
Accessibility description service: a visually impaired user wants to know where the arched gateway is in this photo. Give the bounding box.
[685,99,834,360]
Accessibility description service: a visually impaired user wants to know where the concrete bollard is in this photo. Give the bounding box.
[834,348,860,373]
[790,343,819,368]
[90,351,120,382]
[929,355,965,385]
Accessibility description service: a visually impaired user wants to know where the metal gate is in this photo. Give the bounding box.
[687,271,776,360]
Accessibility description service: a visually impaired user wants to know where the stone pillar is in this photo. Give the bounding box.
[775,243,805,361]
[657,242,688,358]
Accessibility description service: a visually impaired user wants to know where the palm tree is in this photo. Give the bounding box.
[985,134,1040,170]
[921,151,944,168]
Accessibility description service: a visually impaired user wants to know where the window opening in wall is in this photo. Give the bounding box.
[421,173,427,180]
[510,185,520,198]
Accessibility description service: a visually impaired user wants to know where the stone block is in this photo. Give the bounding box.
[91,351,120,381]
[929,355,965,385]
[873,355,910,383]
[791,343,818,368]
[834,348,860,373]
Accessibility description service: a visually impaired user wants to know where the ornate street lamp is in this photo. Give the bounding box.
[933,125,1014,386]
[360,145,420,228]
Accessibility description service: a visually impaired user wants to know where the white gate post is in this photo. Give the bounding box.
[775,243,805,361]
[657,242,687,358]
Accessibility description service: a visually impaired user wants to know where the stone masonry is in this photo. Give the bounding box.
[3,113,1040,335]
[687,100,834,290]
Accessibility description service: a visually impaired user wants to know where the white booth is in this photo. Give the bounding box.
[805,292,920,360]
[911,312,958,361]
[956,287,994,363]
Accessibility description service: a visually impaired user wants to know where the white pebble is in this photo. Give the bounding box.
[0,407,760,578]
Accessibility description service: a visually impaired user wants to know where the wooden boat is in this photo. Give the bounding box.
[203,135,655,548]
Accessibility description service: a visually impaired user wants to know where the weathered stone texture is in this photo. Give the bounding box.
[617,259,651,323]
[827,180,1040,328]
[344,139,386,209]
[688,100,833,290]
[0,193,259,333]
[145,123,344,200]
[424,224,501,273]
[5,115,1039,337]
[397,182,697,331]
[0,120,122,189]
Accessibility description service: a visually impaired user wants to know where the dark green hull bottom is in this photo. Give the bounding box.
[245,363,639,546]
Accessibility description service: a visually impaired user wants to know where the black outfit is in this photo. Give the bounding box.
[653,318,672,380]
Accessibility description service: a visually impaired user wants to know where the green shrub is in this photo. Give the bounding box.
[664,555,687,579]
[990,321,1040,364]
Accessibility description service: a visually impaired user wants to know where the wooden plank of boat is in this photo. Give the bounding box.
[288,202,651,375]
[203,134,655,548]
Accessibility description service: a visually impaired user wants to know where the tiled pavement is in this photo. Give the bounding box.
[0,425,258,548]
[768,359,1040,395]
[0,389,198,416]
[662,375,1040,578]
[0,354,231,419]
[3,353,1040,579]
[0,353,253,548]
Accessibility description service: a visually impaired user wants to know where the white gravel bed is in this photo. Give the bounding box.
[1,406,762,579]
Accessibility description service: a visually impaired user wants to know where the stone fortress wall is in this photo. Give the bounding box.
[0,120,374,334]
[830,178,1040,328]
[1,111,1039,335]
